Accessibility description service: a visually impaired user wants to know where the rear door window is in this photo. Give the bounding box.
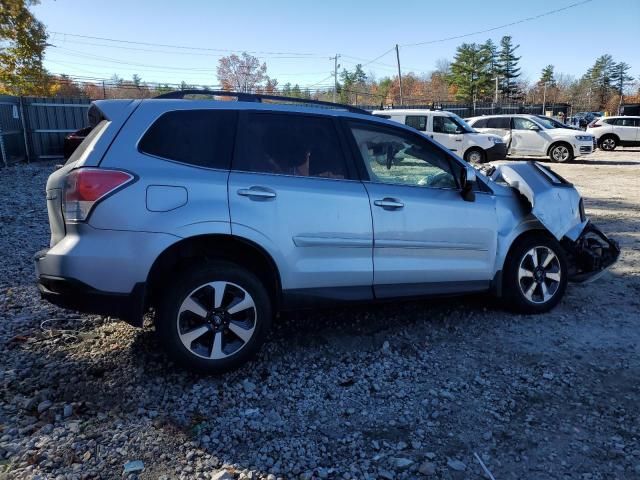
[405,115,427,131]
[139,109,237,169]
[487,117,511,129]
[234,113,348,179]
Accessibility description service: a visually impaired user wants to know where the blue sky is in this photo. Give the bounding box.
[34,0,640,89]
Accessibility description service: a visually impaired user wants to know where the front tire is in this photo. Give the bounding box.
[503,233,568,314]
[549,142,574,163]
[599,135,617,151]
[156,261,272,372]
[464,148,486,164]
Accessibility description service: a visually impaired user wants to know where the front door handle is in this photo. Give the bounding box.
[374,198,404,210]
[237,187,277,199]
[455,138,463,142]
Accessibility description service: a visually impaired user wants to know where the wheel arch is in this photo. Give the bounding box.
[599,132,620,144]
[145,234,282,315]
[546,140,574,157]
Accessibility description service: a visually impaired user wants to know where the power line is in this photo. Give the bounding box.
[401,0,593,47]
[49,31,326,57]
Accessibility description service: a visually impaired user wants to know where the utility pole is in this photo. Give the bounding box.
[395,44,403,106]
[102,80,106,99]
[330,54,340,103]
[542,81,548,115]
[493,76,502,104]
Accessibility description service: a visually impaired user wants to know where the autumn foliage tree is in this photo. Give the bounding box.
[0,0,49,95]
[216,52,276,93]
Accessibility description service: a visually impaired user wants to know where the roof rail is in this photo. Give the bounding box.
[153,89,371,115]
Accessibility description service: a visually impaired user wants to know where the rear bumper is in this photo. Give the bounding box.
[35,249,146,326]
[485,143,508,161]
[563,223,620,283]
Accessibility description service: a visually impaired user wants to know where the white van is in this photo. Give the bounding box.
[372,109,507,163]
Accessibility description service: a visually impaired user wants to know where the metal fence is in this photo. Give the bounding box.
[0,95,27,166]
[362,102,572,118]
[0,95,90,167]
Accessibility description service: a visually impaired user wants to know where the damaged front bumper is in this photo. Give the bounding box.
[562,222,620,283]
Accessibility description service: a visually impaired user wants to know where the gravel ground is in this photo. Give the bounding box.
[1,148,639,480]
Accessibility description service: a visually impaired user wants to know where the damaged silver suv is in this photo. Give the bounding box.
[35,91,620,372]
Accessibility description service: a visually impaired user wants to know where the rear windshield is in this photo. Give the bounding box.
[65,120,109,165]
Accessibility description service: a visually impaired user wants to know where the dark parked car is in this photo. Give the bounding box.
[63,126,92,160]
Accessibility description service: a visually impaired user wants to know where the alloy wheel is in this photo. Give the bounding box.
[176,281,256,360]
[551,145,570,162]
[517,246,562,304]
[601,138,615,150]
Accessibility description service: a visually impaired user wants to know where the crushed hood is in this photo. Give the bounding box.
[488,161,584,240]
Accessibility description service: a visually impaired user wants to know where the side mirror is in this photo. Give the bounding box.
[460,166,476,202]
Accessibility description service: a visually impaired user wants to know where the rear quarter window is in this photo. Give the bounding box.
[138,110,237,169]
[471,118,488,128]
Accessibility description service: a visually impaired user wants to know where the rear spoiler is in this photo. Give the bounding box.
[89,100,139,126]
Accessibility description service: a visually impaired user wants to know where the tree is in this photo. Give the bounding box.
[497,36,521,100]
[540,65,556,86]
[583,54,616,108]
[49,74,83,97]
[0,0,49,95]
[482,39,500,79]
[611,62,633,95]
[217,52,274,93]
[449,43,492,103]
[339,64,367,103]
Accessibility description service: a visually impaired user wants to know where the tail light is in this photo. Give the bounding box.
[63,168,134,222]
[587,120,601,128]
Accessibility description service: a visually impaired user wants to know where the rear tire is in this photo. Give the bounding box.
[503,233,568,314]
[464,148,486,164]
[156,261,272,372]
[548,142,574,163]
[599,135,617,151]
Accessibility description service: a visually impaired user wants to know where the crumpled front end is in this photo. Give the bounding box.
[483,161,620,282]
[561,222,620,282]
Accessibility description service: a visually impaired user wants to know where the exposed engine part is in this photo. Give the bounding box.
[562,223,621,282]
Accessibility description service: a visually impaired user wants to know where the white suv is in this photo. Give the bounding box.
[373,109,507,163]
[467,114,596,162]
[586,116,640,151]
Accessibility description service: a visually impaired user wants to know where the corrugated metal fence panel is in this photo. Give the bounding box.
[24,96,90,160]
[0,95,26,166]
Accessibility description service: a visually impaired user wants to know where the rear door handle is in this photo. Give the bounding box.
[237,187,277,199]
[374,198,404,210]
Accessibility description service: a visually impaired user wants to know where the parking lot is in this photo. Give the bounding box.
[1,148,639,479]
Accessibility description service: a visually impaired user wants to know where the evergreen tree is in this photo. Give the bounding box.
[497,36,521,100]
[482,39,500,78]
[540,65,555,86]
[584,54,616,108]
[449,43,492,102]
[610,62,633,95]
[339,64,367,103]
